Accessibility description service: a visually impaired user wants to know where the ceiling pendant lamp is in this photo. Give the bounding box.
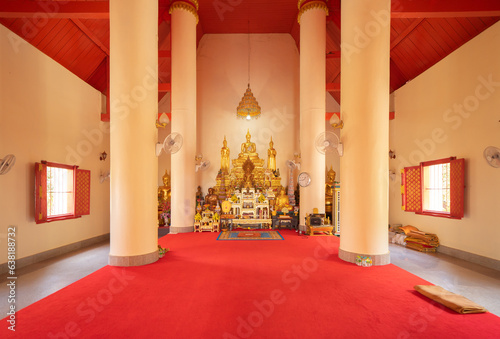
[237,22,261,120]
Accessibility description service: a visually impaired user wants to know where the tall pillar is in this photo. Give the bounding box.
[109,0,158,266]
[298,0,328,228]
[339,0,391,265]
[169,1,198,233]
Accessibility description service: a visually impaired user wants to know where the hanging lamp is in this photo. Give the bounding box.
[237,22,261,120]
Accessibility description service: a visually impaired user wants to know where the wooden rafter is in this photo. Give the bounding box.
[0,1,109,19]
[71,19,109,55]
[390,19,423,50]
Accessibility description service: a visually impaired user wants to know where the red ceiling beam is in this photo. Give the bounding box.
[392,0,500,18]
[326,83,341,92]
[326,51,341,59]
[0,1,109,19]
[159,50,171,58]
[326,112,395,120]
[158,83,171,93]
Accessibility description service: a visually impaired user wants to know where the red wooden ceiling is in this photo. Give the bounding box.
[1,0,500,106]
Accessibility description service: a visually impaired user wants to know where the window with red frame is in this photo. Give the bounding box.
[401,157,465,219]
[35,162,91,223]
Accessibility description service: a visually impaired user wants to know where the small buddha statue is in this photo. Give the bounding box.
[275,187,291,212]
[205,187,218,211]
[158,170,171,205]
[267,137,277,172]
[221,136,230,174]
[325,167,336,219]
[196,185,204,205]
[240,129,257,155]
[242,157,255,189]
[325,167,336,197]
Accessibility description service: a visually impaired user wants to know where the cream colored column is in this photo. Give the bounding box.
[298,1,328,229]
[339,0,391,265]
[169,1,198,233]
[109,0,158,266]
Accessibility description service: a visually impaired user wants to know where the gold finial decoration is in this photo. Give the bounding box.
[297,1,329,24]
[237,84,261,120]
[169,1,199,24]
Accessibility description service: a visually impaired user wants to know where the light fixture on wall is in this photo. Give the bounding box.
[329,113,344,129]
[156,113,170,128]
[389,150,396,159]
[100,151,107,161]
[236,21,261,120]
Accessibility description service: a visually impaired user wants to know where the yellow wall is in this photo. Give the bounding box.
[0,24,110,264]
[195,34,302,192]
[389,21,500,260]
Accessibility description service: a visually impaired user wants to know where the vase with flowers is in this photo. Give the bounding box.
[160,201,171,226]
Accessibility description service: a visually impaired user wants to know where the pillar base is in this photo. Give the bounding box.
[109,250,158,267]
[339,248,390,266]
[170,225,194,234]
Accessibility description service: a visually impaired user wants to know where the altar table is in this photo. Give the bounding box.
[230,218,272,230]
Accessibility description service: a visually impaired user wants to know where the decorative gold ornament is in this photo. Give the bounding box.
[237,84,261,120]
[169,1,199,24]
[297,1,329,24]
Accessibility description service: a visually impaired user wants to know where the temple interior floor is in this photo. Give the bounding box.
[1,234,499,317]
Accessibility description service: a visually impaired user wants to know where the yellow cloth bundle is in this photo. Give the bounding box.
[414,285,488,314]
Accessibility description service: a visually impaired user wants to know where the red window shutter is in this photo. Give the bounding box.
[450,158,465,219]
[75,169,91,216]
[35,162,47,224]
[402,166,422,213]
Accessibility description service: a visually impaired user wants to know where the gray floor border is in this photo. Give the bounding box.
[0,233,110,275]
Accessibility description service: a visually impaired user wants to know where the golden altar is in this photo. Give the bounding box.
[213,130,282,202]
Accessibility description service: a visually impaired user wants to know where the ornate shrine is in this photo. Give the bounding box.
[213,130,282,199]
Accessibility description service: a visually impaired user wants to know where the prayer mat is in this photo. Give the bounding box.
[217,230,284,240]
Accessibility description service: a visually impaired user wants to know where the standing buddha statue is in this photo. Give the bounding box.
[267,137,277,172]
[325,166,336,221]
[221,136,230,174]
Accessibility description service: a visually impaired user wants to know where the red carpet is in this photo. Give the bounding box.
[3,230,500,338]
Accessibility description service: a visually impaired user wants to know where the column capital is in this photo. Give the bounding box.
[297,0,329,24]
[169,0,199,24]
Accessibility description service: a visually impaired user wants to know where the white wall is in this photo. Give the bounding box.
[389,21,500,261]
[0,24,110,264]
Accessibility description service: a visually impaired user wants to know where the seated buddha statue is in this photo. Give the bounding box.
[239,129,257,157]
[158,170,171,206]
[275,187,291,212]
[205,187,218,211]
[325,167,336,197]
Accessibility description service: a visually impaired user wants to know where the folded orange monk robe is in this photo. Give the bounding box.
[414,285,488,314]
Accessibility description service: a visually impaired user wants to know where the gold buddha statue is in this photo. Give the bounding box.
[267,137,277,172]
[275,187,291,212]
[240,129,257,157]
[242,157,255,189]
[158,169,171,205]
[221,136,230,174]
[325,166,336,219]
